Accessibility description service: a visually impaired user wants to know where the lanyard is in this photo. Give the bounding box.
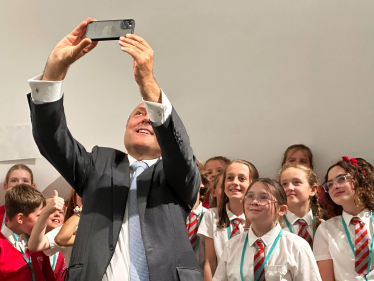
[341,212,374,281]
[52,253,57,271]
[284,216,315,239]
[13,233,35,281]
[240,228,283,281]
[1,212,6,230]
[193,210,204,254]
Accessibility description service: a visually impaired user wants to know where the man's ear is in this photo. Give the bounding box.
[310,184,318,197]
[16,213,24,225]
[278,205,288,217]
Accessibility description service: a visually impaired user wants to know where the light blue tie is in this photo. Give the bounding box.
[129,161,150,281]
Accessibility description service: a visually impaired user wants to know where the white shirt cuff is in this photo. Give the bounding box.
[27,74,63,104]
[143,90,172,126]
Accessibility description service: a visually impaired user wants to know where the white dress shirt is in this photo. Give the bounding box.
[314,209,374,281]
[280,210,315,240]
[197,204,246,263]
[1,224,29,253]
[186,202,207,272]
[213,223,322,281]
[28,75,172,281]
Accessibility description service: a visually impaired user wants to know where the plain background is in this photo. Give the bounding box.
[1,0,373,204]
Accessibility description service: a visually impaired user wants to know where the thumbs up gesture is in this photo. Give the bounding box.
[45,190,65,215]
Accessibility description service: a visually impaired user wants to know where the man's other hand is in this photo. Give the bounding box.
[42,18,98,81]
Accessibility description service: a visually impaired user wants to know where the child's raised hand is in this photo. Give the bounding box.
[44,190,65,215]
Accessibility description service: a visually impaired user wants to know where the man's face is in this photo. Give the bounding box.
[124,103,161,158]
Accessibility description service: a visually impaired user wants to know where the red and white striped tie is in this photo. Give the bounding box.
[351,217,370,277]
[186,212,198,250]
[231,218,242,238]
[297,219,313,248]
[253,239,266,281]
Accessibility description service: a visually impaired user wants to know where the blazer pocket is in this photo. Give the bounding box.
[65,264,83,281]
[176,267,203,281]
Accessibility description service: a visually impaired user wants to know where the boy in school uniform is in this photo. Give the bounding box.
[0,183,55,281]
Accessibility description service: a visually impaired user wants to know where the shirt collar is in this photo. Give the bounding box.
[192,203,203,216]
[127,154,159,169]
[248,223,282,247]
[0,224,28,247]
[226,203,246,221]
[342,208,372,226]
[286,209,313,225]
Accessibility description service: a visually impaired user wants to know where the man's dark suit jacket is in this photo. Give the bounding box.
[27,94,203,281]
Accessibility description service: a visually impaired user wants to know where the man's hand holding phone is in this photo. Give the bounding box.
[42,17,98,81]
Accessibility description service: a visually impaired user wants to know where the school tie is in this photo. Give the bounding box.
[186,212,198,250]
[253,239,266,281]
[297,219,313,248]
[129,161,149,281]
[230,218,242,238]
[351,217,370,277]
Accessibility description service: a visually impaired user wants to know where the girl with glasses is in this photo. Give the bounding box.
[198,159,258,281]
[279,164,324,249]
[314,157,374,281]
[213,178,321,281]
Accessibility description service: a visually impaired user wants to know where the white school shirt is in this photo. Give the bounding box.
[280,210,314,240]
[28,74,172,281]
[313,208,374,281]
[44,225,78,267]
[197,203,246,263]
[1,224,29,253]
[213,223,322,281]
[186,202,207,272]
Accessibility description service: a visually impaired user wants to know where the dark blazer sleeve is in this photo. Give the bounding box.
[27,94,93,196]
[152,107,201,210]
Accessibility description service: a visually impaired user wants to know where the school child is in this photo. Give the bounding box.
[281,144,314,169]
[279,164,323,248]
[186,159,209,272]
[0,184,55,281]
[203,156,231,208]
[1,164,35,230]
[213,178,321,281]
[314,156,374,280]
[198,159,259,281]
[208,172,224,209]
[29,191,66,281]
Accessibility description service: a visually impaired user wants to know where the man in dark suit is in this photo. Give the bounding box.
[27,18,202,281]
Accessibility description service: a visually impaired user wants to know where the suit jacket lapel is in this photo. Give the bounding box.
[137,159,161,222]
[112,154,130,243]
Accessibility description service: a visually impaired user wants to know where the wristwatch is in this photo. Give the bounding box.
[74,206,82,217]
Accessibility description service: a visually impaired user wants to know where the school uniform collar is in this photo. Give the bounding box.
[192,202,203,216]
[127,154,159,169]
[248,222,281,247]
[226,203,246,222]
[0,224,28,249]
[342,208,372,226]
[286,209,313,226]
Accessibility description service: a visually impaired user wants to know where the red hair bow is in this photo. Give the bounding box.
[342,156,358,166]
[342,156,366,175]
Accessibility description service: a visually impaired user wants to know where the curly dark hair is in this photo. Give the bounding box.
[322,158,374,217]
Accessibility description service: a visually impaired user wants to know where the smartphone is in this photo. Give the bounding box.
[85,19,135,41]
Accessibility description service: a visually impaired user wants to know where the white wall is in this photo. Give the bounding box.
[1,0,374,205]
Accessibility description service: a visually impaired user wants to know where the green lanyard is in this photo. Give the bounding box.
[341,212,374,281]
[1,212,6,230]
[240,228,283,281]
[193,210,204,254]
[283,216,315,239]
[52,253,57,271]
[13,233,35,281]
